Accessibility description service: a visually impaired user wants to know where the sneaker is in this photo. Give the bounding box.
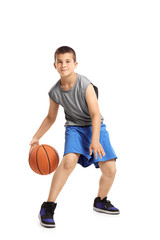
[93,197,120,214]
[38,201,57,228]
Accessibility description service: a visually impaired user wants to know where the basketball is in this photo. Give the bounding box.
[29,144,59,175]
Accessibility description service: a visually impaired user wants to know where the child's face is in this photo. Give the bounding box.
[54,53,78,77]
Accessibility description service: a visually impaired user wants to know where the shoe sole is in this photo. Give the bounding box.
[38,214,56,228]
[93,206,120,215]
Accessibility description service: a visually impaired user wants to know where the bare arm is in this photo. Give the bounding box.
[29,98,59,151]
[85,84,106,159]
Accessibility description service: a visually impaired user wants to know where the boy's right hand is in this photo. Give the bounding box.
[29,138,39,155]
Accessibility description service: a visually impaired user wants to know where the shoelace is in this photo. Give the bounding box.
[102,197,114,207]
[43,204,55,217]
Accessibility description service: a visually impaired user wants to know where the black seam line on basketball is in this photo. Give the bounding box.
[36,146,43,175]
[46,145,59,165]
[46,145,59,162]
[42,145,51,174]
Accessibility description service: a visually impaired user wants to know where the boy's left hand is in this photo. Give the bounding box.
[89,140,106,159]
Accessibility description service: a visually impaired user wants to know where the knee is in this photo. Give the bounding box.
[63,159,75,171]
[105,166,116,178]
[62,153,80,172]
[108,165,117,177]
[100,161,117,178]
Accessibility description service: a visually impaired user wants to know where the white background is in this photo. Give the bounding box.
[0,0,160,239]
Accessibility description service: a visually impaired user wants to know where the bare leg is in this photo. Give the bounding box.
[47,153,80,202]
[97,159,116,199]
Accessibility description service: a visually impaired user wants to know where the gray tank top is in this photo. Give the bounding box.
[48,73,104,126]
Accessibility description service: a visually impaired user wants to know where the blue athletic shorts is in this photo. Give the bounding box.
[63,122,118,168]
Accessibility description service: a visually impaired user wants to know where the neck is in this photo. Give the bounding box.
[60,72,77,84]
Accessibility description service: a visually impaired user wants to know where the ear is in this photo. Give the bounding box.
[74,62,78,68]
[53,63,56,69]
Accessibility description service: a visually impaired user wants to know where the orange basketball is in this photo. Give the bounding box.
[29,144,59,175]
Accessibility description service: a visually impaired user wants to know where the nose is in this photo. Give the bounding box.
[62,62,67,67]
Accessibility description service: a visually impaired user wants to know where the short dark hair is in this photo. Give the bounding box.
[54,46,76,63]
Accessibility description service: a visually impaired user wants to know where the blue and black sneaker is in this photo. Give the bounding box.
[93,197,120,214]
[38,201,57,228]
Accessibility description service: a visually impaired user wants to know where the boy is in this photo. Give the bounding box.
[29,46,120,228]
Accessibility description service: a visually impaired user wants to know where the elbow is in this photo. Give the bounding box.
[91,113,101,121]
[46,115,56,124]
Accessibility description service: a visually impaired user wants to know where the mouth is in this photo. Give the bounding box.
[61,69,68,71]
